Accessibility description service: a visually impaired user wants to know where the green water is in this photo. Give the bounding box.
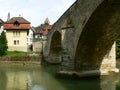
[0,64,120,90]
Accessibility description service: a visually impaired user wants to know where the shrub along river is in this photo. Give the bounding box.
[0,62,120,90]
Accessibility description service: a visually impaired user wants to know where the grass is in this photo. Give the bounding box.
[6,51,28,56]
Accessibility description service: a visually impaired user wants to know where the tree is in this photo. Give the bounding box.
[0,31,8,56]
[33,24,40,30]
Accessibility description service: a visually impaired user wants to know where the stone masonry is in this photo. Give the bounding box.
[43,0,120,76]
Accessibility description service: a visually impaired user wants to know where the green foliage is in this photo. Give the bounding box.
[0,31,8,56]
[33,25,41,30]
[33,24,44,31]
[7,51,28,56]
[116,36,120,58]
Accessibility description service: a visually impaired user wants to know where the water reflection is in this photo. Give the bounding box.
[6,71,28,90]
[0,70,7,90]
[101,75,119,90]
[0,65,120,90]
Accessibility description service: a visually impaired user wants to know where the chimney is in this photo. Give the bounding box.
[7,12,10,21]
[19,14,21,17]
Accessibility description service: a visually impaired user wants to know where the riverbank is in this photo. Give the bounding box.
[0,55,41,66]
[0,61,41,66]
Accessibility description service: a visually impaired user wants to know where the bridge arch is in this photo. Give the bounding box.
[43,30,62,64]
[74,0,120,72]
[50,31,62,54]
[44,0,120,75]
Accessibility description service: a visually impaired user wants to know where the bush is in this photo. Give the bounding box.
[0,31,8,56]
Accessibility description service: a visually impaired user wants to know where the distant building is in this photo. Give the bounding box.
[33,18,52,53]
[27,27,35,52]
[35,17,52,40]
[27,27,35,45]
[4,16,31,52]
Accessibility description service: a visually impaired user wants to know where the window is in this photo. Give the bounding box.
[14,21,20,27]
[14,40,19,45]
[13,31,20,37]
[17,40,19,45]
[30,34,33,37]
[14,40,16,45]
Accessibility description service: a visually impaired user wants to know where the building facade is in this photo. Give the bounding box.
[0,19,4,34]
[27,27,35,52]
[33,18,52,53]
[35,18,52,40]
[4,17,31,52]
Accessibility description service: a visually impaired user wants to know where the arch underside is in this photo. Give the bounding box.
[45,31,62,63]
[75,0,120,71]
[50,31,61,54]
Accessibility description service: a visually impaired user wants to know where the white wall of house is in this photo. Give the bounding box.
[27,28,34,46]
[6,30,28,52]
[0,26,4,34]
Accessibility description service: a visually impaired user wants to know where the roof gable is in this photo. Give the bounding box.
[5,17,30,24]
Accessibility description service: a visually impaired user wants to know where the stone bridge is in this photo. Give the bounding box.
[43,0,120,76]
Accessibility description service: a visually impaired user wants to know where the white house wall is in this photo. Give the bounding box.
[6,30,28,52]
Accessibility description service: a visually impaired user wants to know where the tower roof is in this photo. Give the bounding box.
[44,17,50,25]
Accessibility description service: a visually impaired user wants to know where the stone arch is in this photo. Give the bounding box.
[43,30,62,64]
[50,31,62,54]
[74,0,120,72]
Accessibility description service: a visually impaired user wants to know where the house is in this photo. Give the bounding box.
[0,19,4,34]
[35,17,52,40]
[4,16,31,52]
[27,27,35,52]
[33,18,52,53]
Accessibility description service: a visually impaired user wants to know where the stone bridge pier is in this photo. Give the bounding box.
[43,0,120,77]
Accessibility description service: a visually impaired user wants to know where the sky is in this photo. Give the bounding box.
[0,0,76,26]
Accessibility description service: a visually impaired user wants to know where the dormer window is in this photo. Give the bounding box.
[14,21,20,27]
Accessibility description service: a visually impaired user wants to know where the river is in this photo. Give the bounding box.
[0,63,120,90]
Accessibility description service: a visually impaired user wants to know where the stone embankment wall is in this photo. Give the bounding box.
[33,39,42,53]
[0,56,41,65]
[0,56,41,61]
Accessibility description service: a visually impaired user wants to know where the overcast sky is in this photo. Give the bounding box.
[0,0,76,26]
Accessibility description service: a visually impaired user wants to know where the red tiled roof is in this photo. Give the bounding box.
[4,17,31,30]
[4,24,30,30]
[5,17,30,24]
[36,24,52,35]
